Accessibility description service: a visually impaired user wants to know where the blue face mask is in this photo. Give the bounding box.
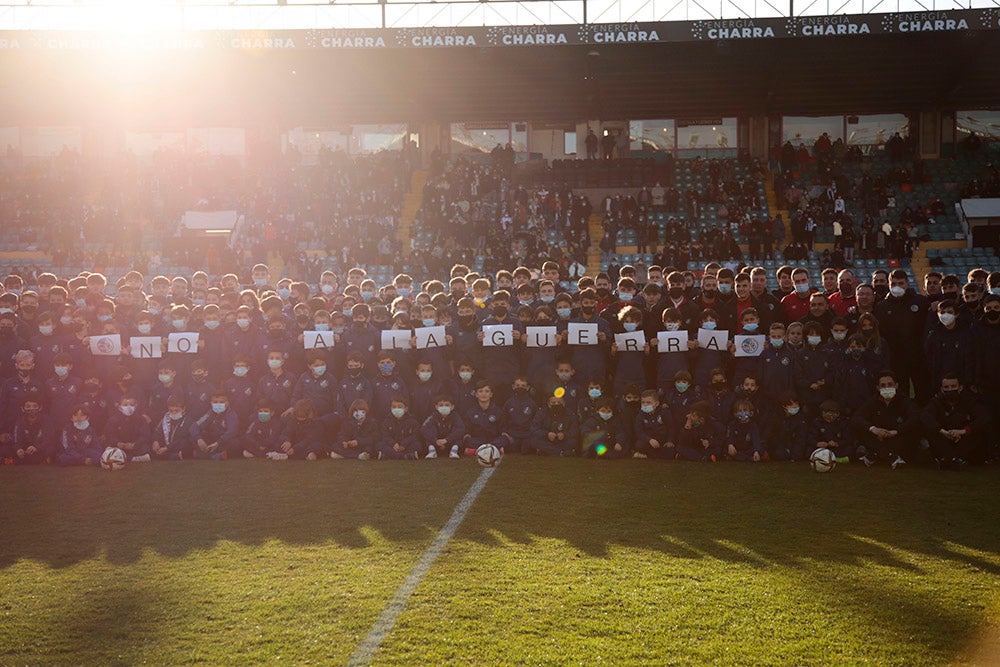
[702,321,717,330]
[619,292,634,302]
[623,322,638,332]
[233,366,248,378]
[718,284,733,295]
[588,388,602,399]
[770,338,784,348]
[418,371,432,382]
[312,365,326,376]
[353,410,366,421]
[675,382,690,393]
[204,321,219,330]
[258,412,272,422]
[278,288,292,300]
[396,288,411,298]
[459,371,473,381]
[332,327,345,335]
[422,318,436,327]
[314,323,329,331]
[98,314,112,323]
[379,363,394,375]
[74,420,90,430]
[598,411,613,421]
[641,404,655,414]
[736,411,751,422]
[557,308,571,319]
[437,405,452,417]
[362,291,375,301]
[786,406,800,416]
[540,295,554,303]
[211,403,226,414]
[743,322,759,332]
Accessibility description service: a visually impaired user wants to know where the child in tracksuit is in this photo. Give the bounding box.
[530,393,579,456]
[633,389,675,459]
[333,399,380,460]
[832,334,877,416]
[661,370,702,427]
[581,398,628,459]
[675,401,722,462]
[502,377,537,454]
[192,393,240,460]
[726,398,764,462]
[372,352,410,420]
[151,395,197,460]
[102,395,152,462]
[759,323,796,405]
[767,392,808,462]
[7,393,55,465]
[379,396,422,460]
[421,395,468,459]
[241,399,281,459]
[410,361,444,424]
[807,399,854,463]
[56,406,102,466]
[462,380,511,456]
[273,399,329,461]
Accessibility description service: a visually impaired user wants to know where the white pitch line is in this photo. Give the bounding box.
[347,464,498,667]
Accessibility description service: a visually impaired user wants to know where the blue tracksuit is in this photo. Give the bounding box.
[759,346,796,403]
[224,375,257,427]
[379,414,422,459]
[768,412,808,461]
[8,415,57,464]
[279,415,329,459]
[332,416,381,458]
[56,424,102,466]
[45,376,83,429]
[566,315,612,384]
[241,418,282,457]
[372,373,410,419]
[293,372,344,417]
[726,420,764,461]
[420,413,468,456]
[675,418,723,461]
[581,414,628,458]
[102,411,152,458]
[634,405,675,458]
[258,370,298,414]
[502,393,537,453]
[340,324,380,376]
[529,407,579,456]
[807,415,854,459]
[192,410,240,459]
[463,401,510,451]
[410,377,443,424]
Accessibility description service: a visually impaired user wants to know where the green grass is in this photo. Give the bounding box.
[1,459,999,666]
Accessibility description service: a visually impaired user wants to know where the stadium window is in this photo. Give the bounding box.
[564,131,577,156]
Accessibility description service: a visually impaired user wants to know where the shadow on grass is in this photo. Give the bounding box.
[2,457,998,580]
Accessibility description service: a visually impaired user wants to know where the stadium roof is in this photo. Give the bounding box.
[1,8,998,125]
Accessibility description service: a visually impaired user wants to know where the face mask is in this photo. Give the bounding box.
[254,278,267,287]
[736,411,751,422]
[168,411,184,421]
[418,371,432,382]
[74,420,90,430]
[832,332,846,341]
[596,288,610,298]
[38,324,54,336]
[623,322,638,332]
[268,359,283,370]
[192,299,206,307]
[849,348,864,360]
[136,323,152,335]
[619,292,634,303]
[641,404,655,414]
[258,411,272,422]
[988,311,1000,322]
[55,366,70,378]
[743,322,759,332]
[120,405,136,416]
[332,326,345,335]
[97,315,112,323]
[76,299,88,308]
[459,371,473,381]
[669,286,684,299]
[353,318,369,328]
[362,291,375,301]
[277,288,292,300]
[557,308,571,319]
[890,286,906,298]
[540,295,554,303]
[808,336,822,347]
[770,337,784,348]
[990,288,1000,296]
[581,306,595,316]
[938,313,956,326]
[348,366,362,376]
[149,308,160,316]
[307,322,327,332]
[786,406,800,416]
[519,299,532,307]
[492,307,508,319]
[159,373,174,384]
[588,388,602,399]
[211,403,227,413]
[702,321,717,330]
[60,316,73,326]
[378,363,394,375]
[383,406,404,420]
[269,328,287,339]
[718,284,733,295]
[712,381,727,390]
[236,318,251,330]
[204,320,220,330]
[942,389,960,401]
[17,367,32,376]
[598,411,613,421]
[879,387,896,400]
[172,319,186,329]
[422,318,436,327]
[437,405,452,417]
[795,283,810,295]
[353,410,366,421]
[675,382,690,393]
[556,371,572,382]
[312,365,326,377]
[396,287,411,298]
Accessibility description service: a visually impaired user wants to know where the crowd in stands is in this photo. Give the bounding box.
[1,140,999,470]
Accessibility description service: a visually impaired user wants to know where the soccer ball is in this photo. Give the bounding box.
[475,443,501,467]
[100,447,127,471]
[809,447,836,473]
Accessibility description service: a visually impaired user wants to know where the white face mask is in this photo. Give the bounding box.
[890,285,906,298]
[938,312,956,327]
[880,387,897,400]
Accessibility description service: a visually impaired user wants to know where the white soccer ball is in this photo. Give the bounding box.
[100,446,127,471]
[809,447,836,473]
[475,443,501,467]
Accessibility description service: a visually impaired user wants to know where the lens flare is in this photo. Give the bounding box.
[595,443,608,456]
[553,386,565,398]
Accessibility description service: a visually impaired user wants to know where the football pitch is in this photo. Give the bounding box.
[1,459,998,666]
